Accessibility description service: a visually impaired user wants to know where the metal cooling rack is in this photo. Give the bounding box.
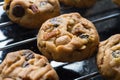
[0,1,120,80]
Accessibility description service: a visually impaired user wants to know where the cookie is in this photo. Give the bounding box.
[3,0,60,28]
[97,34,120,80]
[37,13,99,62]
[113,0,120,6]
[0,50,59,80]
[59,0,96,8]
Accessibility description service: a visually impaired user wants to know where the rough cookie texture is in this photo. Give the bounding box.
[97,34,120,80]
[37,13,99,62]
[0,50,59,80]
[113,0,120,6]
[3,0,60,28]
[59,0,96,8]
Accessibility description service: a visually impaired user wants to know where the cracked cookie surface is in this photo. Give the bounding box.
[0,50,59,80]
[37,13,99,62]
[97,34,120,80]
[3,0,60,28]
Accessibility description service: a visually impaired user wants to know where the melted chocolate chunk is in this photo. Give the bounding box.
[79,34,89,39]
[23,51,35,61]
[112,50,120,58]
[22,61,29,68]
[25,53,34,61]
[29,5,39,13]
[12,5,25,17]
[26,53,34,61]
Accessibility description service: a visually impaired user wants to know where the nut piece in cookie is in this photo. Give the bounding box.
[59,0,96,8]
[97,34,120,80]
[3,0,60,28]
[0,50,59,80]
[37,13,99,62]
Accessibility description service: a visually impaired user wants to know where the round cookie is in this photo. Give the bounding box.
[0,50,59,80]
[37,13,99,62]
[3,0,60,28]
[113,0,120,6]
[97,34,120,80]
[59,0,96,8]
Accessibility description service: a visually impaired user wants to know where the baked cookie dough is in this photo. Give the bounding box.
[37,13,99,62]
[0,50,59,80]
[113,0,120,6]
[97,34,120,80]
[3,0,60,28]
[59,0,96,8]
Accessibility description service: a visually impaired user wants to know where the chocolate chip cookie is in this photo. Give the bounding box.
[59,0,96,8]
[0,50,59,80]
[37,13,99,62]
[113,0,120,6]
[97,34,120,80]
[3,0,60,28]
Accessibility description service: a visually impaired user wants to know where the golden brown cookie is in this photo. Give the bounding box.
[113,0,120,6]
[59,0,96,8]
[97,34,120,80]
[37,13,99,62]
[3,0,60,28]
[0,50,59,80]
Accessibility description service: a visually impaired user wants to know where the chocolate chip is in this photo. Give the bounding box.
[112,50,120,58]
[53,24,59,27]
[23,51,35,61]
[49,18,61,27]
[79,34,89,39]
[43,63,47,67]
[6,4,10,10]
[22,61,29,68]
[12,5,25,17]
[40,1,47,7]
[26,53,34,61]
[29,5,39,13]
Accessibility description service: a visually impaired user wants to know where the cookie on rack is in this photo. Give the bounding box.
[59,0,96,8]
[97,34,120,80]
[113,0,120,6]
[3,0,60,28]
[37,13,99,62]
[0,50,59,80]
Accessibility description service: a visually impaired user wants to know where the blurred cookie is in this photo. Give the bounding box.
[3,0,60,28]
[37,13,99,62]
[113,0,120,6]
[59,0,96,8]
[0,50,59,80]
[97,34,120,80]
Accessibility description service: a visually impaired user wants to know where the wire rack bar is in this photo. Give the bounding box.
[0,21,13,28]
[91,12,120,23]
[0,12,119,51]
[0,37,37,51]
[74,72,99,80]
[0,12,119,29]
[0,2,4,6]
